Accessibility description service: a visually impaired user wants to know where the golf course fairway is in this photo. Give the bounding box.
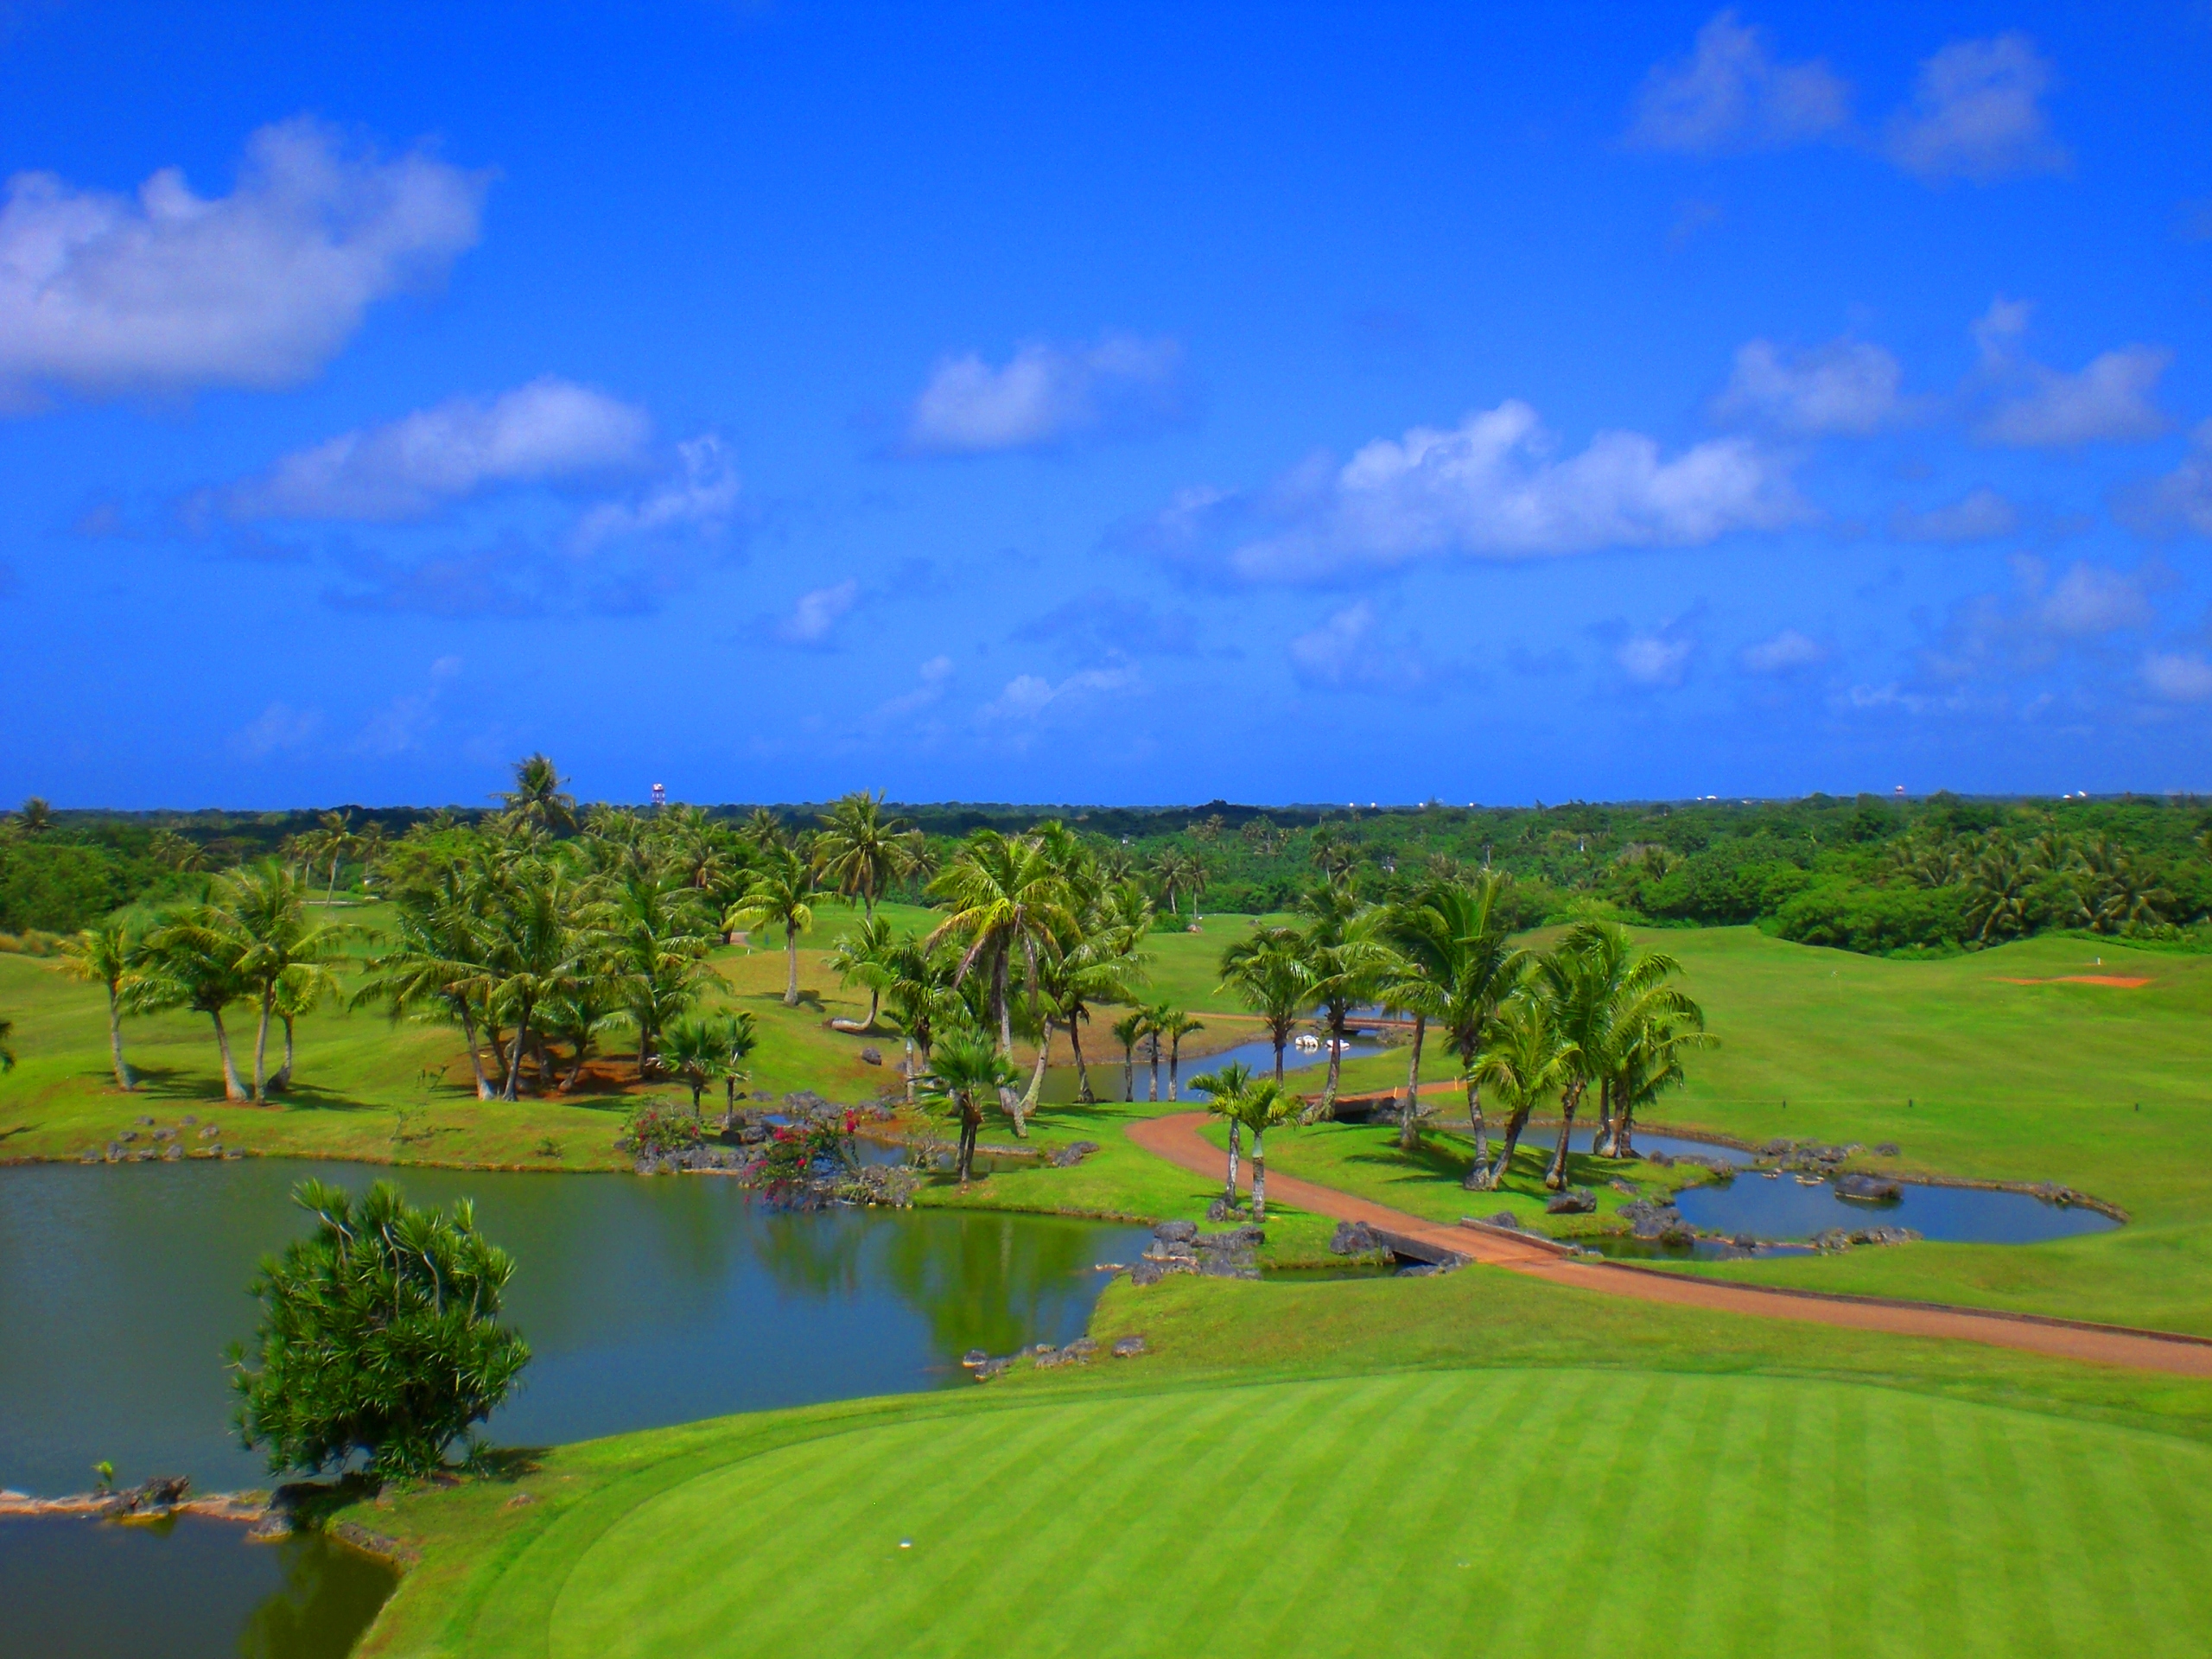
[373,1367,2212,1658]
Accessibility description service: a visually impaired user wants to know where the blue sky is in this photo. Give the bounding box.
[3,3,2209,809]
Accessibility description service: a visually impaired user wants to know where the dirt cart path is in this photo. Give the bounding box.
[1127,1111,2212,1378]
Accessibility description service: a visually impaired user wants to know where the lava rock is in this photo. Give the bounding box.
[198,1124,221,1140]
[1545,1188,1597,1214]
[1329,1219,1388,1255]
[1111,1335,1147,1357]
[1205,1197,1239,1222]
[1618,1198,1682,1239]
[1154,1220,1199,1245]
[1065,1337,1098,1358]
[1836,1173,1904,1203]
[961,1349,988,1369]
[1047,1140,1101,1168]
[152,1127,176,1142]
[103,1476,190,1517]
[162,1145,182,1161]
[119,1131,137,1144]
[1873,1142,1900,1157]
[1483,1210,1522,1230]
[1129,1258,1191,1287]
[860,1047,883,1066]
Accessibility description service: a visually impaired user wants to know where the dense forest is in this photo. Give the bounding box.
[3,788,2208,958]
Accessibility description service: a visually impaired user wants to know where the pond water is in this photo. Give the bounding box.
[0,1160,1147,1656]
[1670,1170,2120,1245]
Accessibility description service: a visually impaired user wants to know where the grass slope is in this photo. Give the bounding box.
[352,1263,2212,1658]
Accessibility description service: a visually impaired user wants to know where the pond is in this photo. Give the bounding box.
[0,1160,1148,1657]
[1041,1034,1388,1104]
[1670,1169,2121,1245]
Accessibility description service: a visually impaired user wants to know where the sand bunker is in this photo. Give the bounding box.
[1993,975,2152,988]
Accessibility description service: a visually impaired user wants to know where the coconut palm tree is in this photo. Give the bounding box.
[60,919,140,1090]
[1535,922,1695,1186]
[1378,896,1458,1150]
[922,1029,1020,1183]
[1152,848,1202,918]
[353,858,501,1099]
[814,791,925,920]
[1308,826,1357,889]
[826,915,899,1030]
[1155,1008,1204,1101]
[14,797,53,835]
[600,868,715,1073]
[662,1011,735,1116]
[1112,1009,1147,1103]
[1192,1060,1255,1207]
[1471,993,1579,1192]
[303,809,356,906]
[1217,927,1313,1084]
[926,830,1075,1058]
[726,846,817,1007]
[483,858,588,1100]
[539,979,623,1093]
[739,807,789,855]
[201,861,354,1102]
[1296,884,1386,1116]
[1424,874,1529,1187]
[880,938,960,1106]
[721,1009,759,1122]
[138,915,251,1102]
[500,754,577,835]
[1233,1077,1298,1221]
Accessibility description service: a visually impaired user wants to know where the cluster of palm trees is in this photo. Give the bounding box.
[1204,871,1707,1192]
[1887,827,2178,942]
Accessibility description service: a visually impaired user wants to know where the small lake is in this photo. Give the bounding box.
[0,1160,1147,1657]
[1044,1034,1388,1103]
[1671,1170,2121,1245]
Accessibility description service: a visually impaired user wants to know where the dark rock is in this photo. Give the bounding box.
[1873,1142,1900,1157]
[1205,1196,1239,1222]
[1154,1220,1198,1244]
[198,1124,221,1140]
[1545,1189,1596,1214]
[1329,1219,1388,1255]
[1732,1234,1758,1250]
[860,1047,883,1066]
[1837,1173,1903,1203]
[1065,1337,1098,1357]
[152,1127,176,1141]
[1395,1263,1443,1277]
[162,1145,182,1161]
[1130,1258,1192,1287]
[136,1116,154,1127]
[975,1357,1012,1379]
[1656,1223,1697,1248]
[119,1131,137,1143]
[1762,1138,1791,1156]
[1645,1150,1675,1167]
[1111,1335,1147,1357]
[104,1476,190,1517]
[1483,1210,1522,1230]
[960,1349,988,1369]
[1047,1140,1101,1168]
[1618,1198,1682,1239]
[181,1115,196,1126]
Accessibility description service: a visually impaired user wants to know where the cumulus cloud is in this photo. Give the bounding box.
[2143,652,2212,703]
[1626,12,1851,154]
[1713,336,1903,435]
[978,663,1139,723]
[1890,486,2017,543]
[1968,298,2168,448]
[2113,421,2212,538]
[775,578,858,646]
[1151,401,1802,583]
[322,537,554,619]
[874,655,956,721]
[1884,35,2067,183]
[1286,601,1432,691]
[0,118,486,406]
[903,334,1184,454]
[1917,557,2158,689]
[225,378,652,521]
[232,701,321,760]
[1740,628,1828,674]
[1616,628,1695,689]
[1018,589,1197,658]
[2035,562,2152,638]
[570,435,741,550]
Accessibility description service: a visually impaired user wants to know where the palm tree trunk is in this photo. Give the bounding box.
[1485,1103,1532,1188]
[1461,1074,1490,1189]
[211,1010,247,1103]
[1322,1008,1345,1113]
[456,998,494,1100]
[273,1015,296,1092]
[1544,1084,1582,1190]
[1591,1077,1614,1157]
[503,1005,533,1101]
[1147,1033,1160,1102]
[1070,1017,1095,1103]
[1167,1036,1182,1102]
[486,1018,510,1091]
[783,925,800,1007]
[325,855,341,909]
[990,946,1013,1055]
[957,1101,979,1182]
[1272,1031,1286,1084]
[1224,1119,1242,1205]
[1252,1127,1267,1221]
[1122,1044,1135,1102]
[1396,1014,1427,1150]
[251,989,275,1103]
[1015,1019,1050,1133]
[564,1046,590,1094]
[105,988,135,1090]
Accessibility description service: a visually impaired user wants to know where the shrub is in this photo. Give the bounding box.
[1768,880,1969,955]
[230,1179,531,1480]
[620,1100,704,1157]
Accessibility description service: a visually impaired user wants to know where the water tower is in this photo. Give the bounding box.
[651,782,666,810]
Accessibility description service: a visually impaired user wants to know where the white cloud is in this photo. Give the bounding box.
[2036,563,2152,638]
[1884,35,2067,184]
[1740,628,1827,674]
[904,334,1183,454]
[1890,486,2017,543]
[1286,601,1429,691]
[232,701,321,760]
[355,656,461,755]
[2143,652,2212,704]
[570,435,740,550]
[1626,12,1851,154]
[1713,336,1903,435]
[1617,631,1694,688]
[978,663,1138,723]
[775,578,858,645]
[0,118,485,406]
[874,655,955,720]
[226,378,652,521]
[1187,401,1800,582]
[2116,421,2212,538]
[1980,347,2170,448]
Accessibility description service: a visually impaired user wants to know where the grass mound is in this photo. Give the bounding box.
[368,1366,2212,1657]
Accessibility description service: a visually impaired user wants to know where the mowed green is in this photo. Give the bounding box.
[378,1368,2212,1659]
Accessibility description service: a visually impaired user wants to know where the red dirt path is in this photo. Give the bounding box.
[1127,1110,2212,1378]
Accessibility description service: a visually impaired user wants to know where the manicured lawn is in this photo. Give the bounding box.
[350,1257,2212,1657]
